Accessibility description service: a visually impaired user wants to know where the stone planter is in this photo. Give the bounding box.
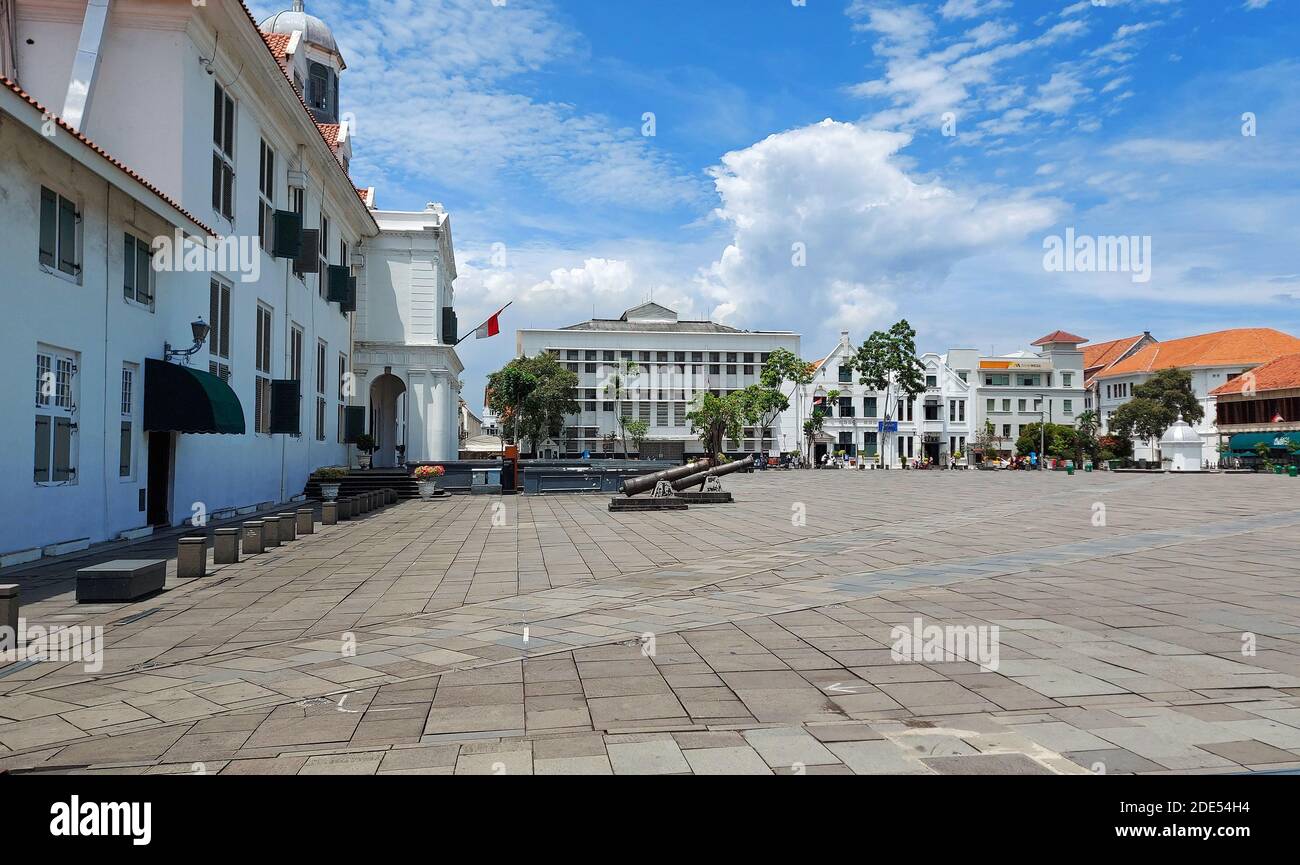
[418,480,440,500]
[319,482,341,502]
[358,454,372,470]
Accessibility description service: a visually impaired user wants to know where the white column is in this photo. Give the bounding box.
[406,371,431,463]
[430,373,450,462]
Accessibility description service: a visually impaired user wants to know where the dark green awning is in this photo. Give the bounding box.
[144,358,246,435]
[1228,431,1300,453]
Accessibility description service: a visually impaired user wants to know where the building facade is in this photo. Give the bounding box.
[516,303,801,460]
[803,333,974,467]
[352,204,464,468]
[1095,328,1300,460]
[1211,353,1300,464]
[0,0,457,563]
[972,331,1087,460]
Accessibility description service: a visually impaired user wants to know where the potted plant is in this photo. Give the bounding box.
[355,433,376,470]
[314,466,347,502]
[414,464,445,499]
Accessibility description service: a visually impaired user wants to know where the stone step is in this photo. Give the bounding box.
[609,497,689,512]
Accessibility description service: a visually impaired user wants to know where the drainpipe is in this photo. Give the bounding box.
[62,0,114,131]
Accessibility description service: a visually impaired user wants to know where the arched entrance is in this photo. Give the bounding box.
[369,373,407,468]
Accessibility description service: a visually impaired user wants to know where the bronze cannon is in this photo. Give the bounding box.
[620,459,713,497]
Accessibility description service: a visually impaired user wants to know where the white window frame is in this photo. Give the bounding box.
[255,303,274,435]
[316,339,328,442]
[120,363,138,480]
[258,139,276,251]
[209,278,233,382]
[35,345,79,485]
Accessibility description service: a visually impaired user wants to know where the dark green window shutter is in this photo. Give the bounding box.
[293,228,319,276]
[326,265,350,303]
[343,405,366,443]
[40,188,57,267]
[272,210,303,259]
[341,276,357,313]
[58,196,78,275]
[123,234,136,299]
[269,380,301,435]
[441,308,458,344]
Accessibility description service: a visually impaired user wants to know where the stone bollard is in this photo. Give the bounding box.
[367,492,376,511]
[214,528,241,564]
[323,502,338,525]
[278,513,298,542]
[358,494,370,515]
[0,585,19,637]
[338,497,352,520]
[297,508,315,535]
[263,517,281,547]
[385,489,394,505]
[243,521,266,555]
[178,537,208,579]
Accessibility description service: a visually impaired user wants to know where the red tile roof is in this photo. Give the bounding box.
[1032,330,1088,346]
[317,122,341,153]
[0,77,214,236]
[1211,353,1300,396]
[1082,335,1148,372]
[1098,328,1300,379]
[261,32,292,72]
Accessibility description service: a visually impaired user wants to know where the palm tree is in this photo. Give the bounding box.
[602,360,640,459]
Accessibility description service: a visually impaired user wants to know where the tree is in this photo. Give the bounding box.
[601,360,640,459]
[851,320,925,467]
[1016,422,1078,458]
[687,391,749,460]
[624,418,649,455]
[486,354,579,455]
[1111,368,1203,449]
[739,384,789,452]
[803,412,825,461]
[761,348,816,465]
[973,420,1004,462]
[1074,410,1102,465]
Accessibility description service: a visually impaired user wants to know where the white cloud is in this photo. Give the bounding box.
[701,119,1062,343]
[249,0,700,211]
[939,0,1011,20]
[1030,72,1090,114]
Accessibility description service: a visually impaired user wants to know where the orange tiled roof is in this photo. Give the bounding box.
[317,122,341,153]
[1098,328,1300,379]
[1,77,214,236]
[261,32,292,72]
[1032,330,1087,346]
[1082,335,1148,372]
[1211,353,1300,396]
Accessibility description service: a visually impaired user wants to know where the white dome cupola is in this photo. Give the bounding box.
[261,1,345,123]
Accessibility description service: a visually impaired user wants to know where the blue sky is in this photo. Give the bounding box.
[250,0,1300,406]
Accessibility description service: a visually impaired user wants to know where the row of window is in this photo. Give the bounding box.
[985,397,1075,416]
[558,349,773,365]
[984,372,1075,388]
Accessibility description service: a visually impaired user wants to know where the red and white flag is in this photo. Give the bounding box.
[475,305,508,340]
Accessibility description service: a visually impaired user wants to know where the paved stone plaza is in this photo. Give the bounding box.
[2,471,1299,775]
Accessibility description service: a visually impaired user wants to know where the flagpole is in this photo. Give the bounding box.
[454,302,513,348]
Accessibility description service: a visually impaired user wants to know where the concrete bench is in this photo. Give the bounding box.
[76,560,166,603]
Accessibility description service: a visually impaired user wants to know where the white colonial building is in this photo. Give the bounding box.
[517,303,801,460]
[352,204,464,467]
[973,331,1087,460]
[804,333,974,467]
[1095,328,1300,461]
[0,0,459,564]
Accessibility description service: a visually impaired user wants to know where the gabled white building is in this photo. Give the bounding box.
[803,333,973,467]
[973,331,1087,460]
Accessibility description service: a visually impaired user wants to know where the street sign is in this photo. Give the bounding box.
[878,421,899,433]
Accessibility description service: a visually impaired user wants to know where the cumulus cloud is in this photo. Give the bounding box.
[700,119,1062,338]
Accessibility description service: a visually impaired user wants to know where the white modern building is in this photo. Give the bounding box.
[0,0,459,563]
[516,303,801,460]
[1095,328,1300,461]
[973,331,1087,460]
[803,332,974,467]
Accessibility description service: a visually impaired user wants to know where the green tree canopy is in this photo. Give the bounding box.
[851,320,925,464]
[486,353,579,453]
[1016,422,1079,458]
[1110,368,1204,444]
[687,391,751,459]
